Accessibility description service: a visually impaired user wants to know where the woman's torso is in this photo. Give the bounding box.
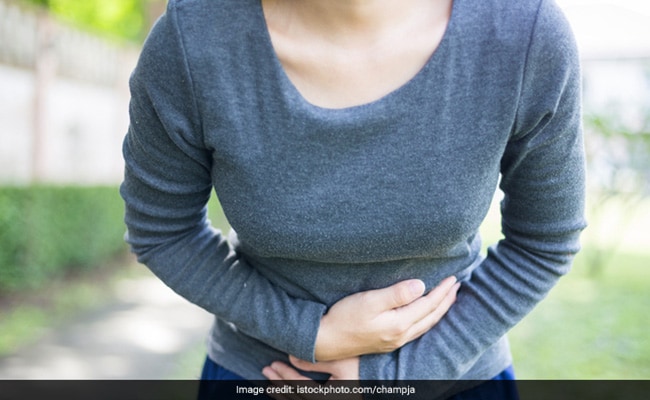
[169,0,539,379]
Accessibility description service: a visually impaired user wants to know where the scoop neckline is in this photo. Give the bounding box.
[254,0,459,114]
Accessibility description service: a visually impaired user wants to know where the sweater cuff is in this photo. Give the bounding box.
[291,301,328,362]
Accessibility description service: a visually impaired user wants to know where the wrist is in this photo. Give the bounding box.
[316,313,356,361]
[315,313,335,361]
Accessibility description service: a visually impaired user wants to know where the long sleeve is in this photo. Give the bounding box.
[359,0,586,383]
[120,2,326,362]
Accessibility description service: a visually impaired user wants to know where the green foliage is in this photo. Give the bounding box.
[207,191,231,232]
[585,111,650,197]
[0,306,48,355]
[583,110,650,273]
[21,0,151,42]
[28,0,49,6]
[0,186,127,291]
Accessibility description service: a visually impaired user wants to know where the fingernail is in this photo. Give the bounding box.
[442,277,457,290]
[409,280,425,295]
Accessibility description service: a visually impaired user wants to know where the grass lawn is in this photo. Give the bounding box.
[508,249,650,379]
[477,195,650,379]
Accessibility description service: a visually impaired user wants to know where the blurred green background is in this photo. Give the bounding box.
[0,0,648,381]
[20,0,159,43]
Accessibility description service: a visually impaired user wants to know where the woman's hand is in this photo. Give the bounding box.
[263,355,359,381]
[263,357,362,400]
[315,276,460,361]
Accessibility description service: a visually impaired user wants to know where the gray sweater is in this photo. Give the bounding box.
[121,0,586,386]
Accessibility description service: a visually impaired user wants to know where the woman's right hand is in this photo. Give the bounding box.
[314,276,460,361]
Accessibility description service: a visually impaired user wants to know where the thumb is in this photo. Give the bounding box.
[369,279,425,312]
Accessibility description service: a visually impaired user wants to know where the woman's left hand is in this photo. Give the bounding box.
[262,356,361,400]
[263,355,359,381]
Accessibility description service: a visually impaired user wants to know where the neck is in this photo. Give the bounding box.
[265,0,441,45]
[299,0,414,28]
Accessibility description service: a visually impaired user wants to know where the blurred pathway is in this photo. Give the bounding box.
[0,275,213,379]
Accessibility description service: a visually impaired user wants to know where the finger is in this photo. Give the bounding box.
[263,365,283,381]
[262,368,301,400]
[289,356,317,371]
[422,278,459,307]
[367,279,426,312]
[289,356,338,375]
[290,356,360,379]
[262,368,293,400]
[268,361,312,381]
[392,276,458,326]
[263,363,319,400]
[404,282,460,341]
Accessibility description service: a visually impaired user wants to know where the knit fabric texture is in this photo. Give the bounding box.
[121,0,586,388]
